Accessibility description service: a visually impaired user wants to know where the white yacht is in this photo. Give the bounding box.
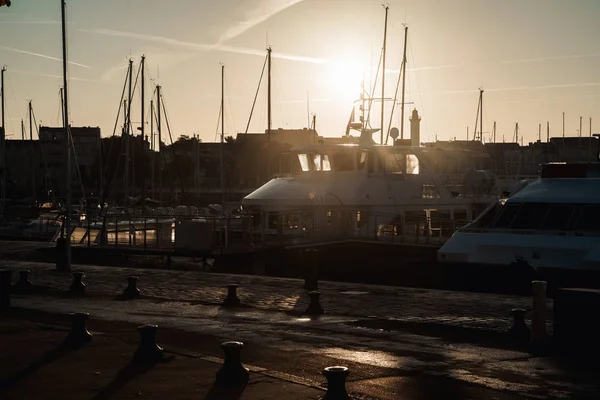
[438,162,600,276]
[242,110,499,244]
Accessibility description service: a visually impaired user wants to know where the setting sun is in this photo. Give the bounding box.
[328,59,365,100]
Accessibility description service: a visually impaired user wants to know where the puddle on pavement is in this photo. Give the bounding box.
[321,347,424,369]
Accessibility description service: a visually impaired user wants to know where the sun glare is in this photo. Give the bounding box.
[329,59,365,100]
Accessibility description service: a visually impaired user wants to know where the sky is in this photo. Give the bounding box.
[0,0,599,145]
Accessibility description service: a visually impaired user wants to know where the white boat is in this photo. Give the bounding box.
[438,162,600,278]
[242,111,500,244]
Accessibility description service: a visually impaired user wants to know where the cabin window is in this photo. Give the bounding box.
[313,154,322,171]
[407,154,419,174]
[541,205,575,230]
[357,151,367,170]
[298,154,310,172]
[572,205,600,231]
[511,203,548,229]
[322,154,332,171]
[385,153,405,173]
[493,203,521,228]
[332,152,354,171]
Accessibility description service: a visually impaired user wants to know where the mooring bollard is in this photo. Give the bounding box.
[123,276,140,299]
[216,341,249,384]
[133,324,164,364]
[306,291,324,315]
[223,284,241,307]
[0,269,11,311]
[304,248,319,290]
[530,280,548,346]
[322,366,350,400]
[65,312,93,346]
[15,270,32,292]
[69,272,86,295]
[510,308,530,344]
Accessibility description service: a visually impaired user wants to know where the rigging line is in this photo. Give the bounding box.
[385,58,404,144]
[101,68,131,204]
[160,93,187,202]
[127,60,142,135]
[214,101,222,142]
[245,54,268,134]
[225,79,237,135]
[55,88,62,126]
[366,50,383,128]
[408,40,429,142]
[31,106,54,198]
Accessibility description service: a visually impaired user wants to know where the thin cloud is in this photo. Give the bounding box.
[218,0,304,44]
[79,28,324,64]
[277,98,332,104]
[0,45,91,68]
[11,69,112,84]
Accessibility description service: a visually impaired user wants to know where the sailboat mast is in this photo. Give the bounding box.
[156,85,162,204]
[59,0,71,270]
[267,47,272,140]
[221,64,225,211]
[380,5,389,145]
[150,100,154,197]
[140,55,146,210]
[29,101,33,141]
[1,66,6,218]
[124,59,133,205]
[400,25,408,140]
[479,88,484,142]
[267,46,272,178]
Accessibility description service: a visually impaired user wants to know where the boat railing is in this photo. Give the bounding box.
[51,208,469,253]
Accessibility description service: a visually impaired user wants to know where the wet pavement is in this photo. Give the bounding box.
[1,260,598,399]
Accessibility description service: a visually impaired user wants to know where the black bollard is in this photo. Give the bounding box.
[0,269,11,311]
[69,272,86,295]
[304,248,319,290]
[322,366,350,400]
[216,341,249,384]
[15,270,32,292]
[133,324,164,364]
[510,308,530,344]
[123,276,140,299]
[306,291,324,315]
[64,312,93,347]
[223,284,241,307]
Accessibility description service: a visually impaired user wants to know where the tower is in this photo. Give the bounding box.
[410,109,421,147]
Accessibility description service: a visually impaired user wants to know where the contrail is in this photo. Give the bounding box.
[0,45,91,68]
[79,28,324,64]
[77,28,212,51]
[11,69,112,84]
[218,0,304,44]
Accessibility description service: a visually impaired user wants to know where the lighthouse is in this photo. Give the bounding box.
[410,109,421,147]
